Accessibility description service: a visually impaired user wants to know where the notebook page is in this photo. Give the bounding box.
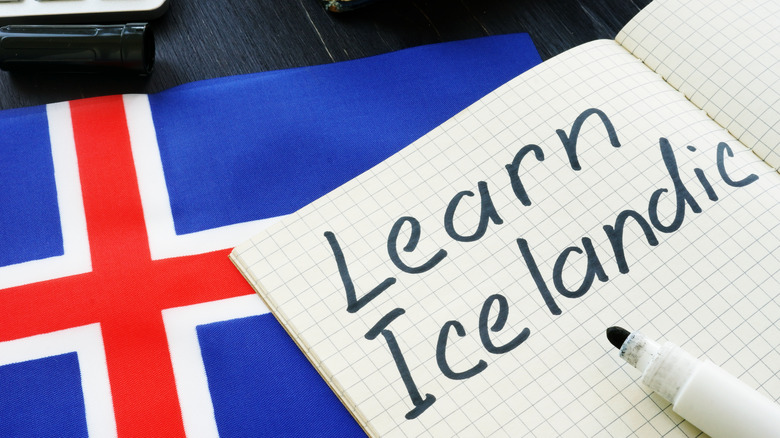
[232,40,780,437]
[616,0,780,170]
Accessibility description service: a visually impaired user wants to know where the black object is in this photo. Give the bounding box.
[0,0,652,109]
[606,326,630,350]
[0,23,153,75]
[322,0,384,12]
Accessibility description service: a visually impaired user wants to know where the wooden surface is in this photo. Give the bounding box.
[0,0,651,111]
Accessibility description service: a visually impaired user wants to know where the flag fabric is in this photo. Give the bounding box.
[0,34,540,437]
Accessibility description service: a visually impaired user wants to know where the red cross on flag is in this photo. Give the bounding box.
[0,34,541,436]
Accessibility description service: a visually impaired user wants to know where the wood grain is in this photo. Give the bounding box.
[0,0,650,110]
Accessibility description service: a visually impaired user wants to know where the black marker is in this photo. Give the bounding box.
[606,326,780,438]
[0,23,153,75]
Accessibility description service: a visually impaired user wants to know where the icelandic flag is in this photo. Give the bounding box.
[0,34,540,437]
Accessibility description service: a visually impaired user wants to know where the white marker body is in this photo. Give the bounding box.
[619,332,780,438]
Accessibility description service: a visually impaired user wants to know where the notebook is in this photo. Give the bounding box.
[230,0,780,436]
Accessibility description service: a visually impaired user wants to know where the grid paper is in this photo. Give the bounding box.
[232,38,780,437]
[617,0,780,170]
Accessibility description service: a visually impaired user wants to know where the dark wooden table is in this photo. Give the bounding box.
[0,0,651,111]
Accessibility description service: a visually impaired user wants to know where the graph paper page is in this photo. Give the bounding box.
[232,40,780,437]
[617,0,780,169]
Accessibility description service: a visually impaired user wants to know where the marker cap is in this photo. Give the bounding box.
[0,23,154,75]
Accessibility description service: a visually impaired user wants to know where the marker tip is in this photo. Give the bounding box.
[606,326,630,350]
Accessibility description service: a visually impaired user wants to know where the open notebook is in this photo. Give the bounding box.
[230,0,780,436]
